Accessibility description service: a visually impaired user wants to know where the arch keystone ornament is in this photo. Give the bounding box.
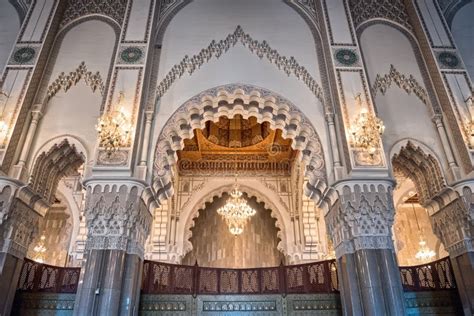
[153,84,327,204]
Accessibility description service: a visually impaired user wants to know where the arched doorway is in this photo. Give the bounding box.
[148,84,329,264]
[182,192,285,268]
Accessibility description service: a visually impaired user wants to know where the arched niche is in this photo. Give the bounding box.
[29,17,118,168]
[391,140,447,206]
[177,181,291,260]
[358,23,446,168]
[451,2,474,80]
[182,186,285,268]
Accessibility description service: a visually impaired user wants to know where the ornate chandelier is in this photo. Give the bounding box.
[462,95,474,148]
[33,235,47,263]
[410,201,436,263]
[0,82,11,139]
[415,239,436,262]
[96,91,131,156]
[217,182,256,235]
[350,93,385,156]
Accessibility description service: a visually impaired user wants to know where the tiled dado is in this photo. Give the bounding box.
[139,294,341,315]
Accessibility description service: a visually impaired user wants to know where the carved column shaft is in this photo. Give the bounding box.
[432,114,460,180]
[11,108,42,181]
[74,180,152,316]
[324,180,405,315]
[139,111,154,168]
[325,113,343,180]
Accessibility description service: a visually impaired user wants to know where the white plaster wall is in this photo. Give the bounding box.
[30,20,116,168]
[451,2,474,80]
[360,24,446,170]
[152,0,329,173]
[0,2,21,74]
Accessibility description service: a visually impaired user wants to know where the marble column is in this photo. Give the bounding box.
[324,180,406,315]
[0,177,47,316]
[73,180,152,316]
[430,185,474,316]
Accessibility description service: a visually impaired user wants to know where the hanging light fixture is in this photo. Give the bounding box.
[350,93,385,156]
[0,80,12,140]
[96,91,131,156]
[462,95,474,148]
[410,200,436,263]
[217,178,256,235]
[32,235,47,264]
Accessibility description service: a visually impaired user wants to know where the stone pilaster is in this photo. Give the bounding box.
[0,177,47,316]
[324,179,405,316]
[430,182,474,315]
[74,179,152,316]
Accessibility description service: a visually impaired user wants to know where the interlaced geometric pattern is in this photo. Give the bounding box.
[349,0,413,31]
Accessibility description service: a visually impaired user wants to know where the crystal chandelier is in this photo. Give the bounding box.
[462,95,474,148]
[33,235,47,263]
[410,201,436,263]
[217,181,256,235]
[96,91,131,156]
[350,93,385,156]
[0,82,11,138]
[415,239,436,262]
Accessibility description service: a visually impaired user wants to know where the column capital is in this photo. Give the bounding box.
[324,179,396,258]
[0,178,47,259]
[430,181,474,257]
[83,179,153,259]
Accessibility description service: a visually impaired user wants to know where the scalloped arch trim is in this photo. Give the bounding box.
[153,84,327,203]
[182,184,287,258]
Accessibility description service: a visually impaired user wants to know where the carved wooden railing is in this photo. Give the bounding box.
[399,257,456,291]
[17,258,80,293]
[141,260,339,295]
[15,256,457,295]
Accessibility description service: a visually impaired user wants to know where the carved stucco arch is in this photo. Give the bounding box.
[152,84,328,204]
[31,135,90,177]
[29,139,85,204]
[180,183,290,260]
[390,140,447,207]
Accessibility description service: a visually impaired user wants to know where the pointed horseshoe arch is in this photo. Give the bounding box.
[181,184,289,259]
[152,84,327,203]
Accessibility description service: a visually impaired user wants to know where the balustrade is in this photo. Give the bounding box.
[15,257,457,295]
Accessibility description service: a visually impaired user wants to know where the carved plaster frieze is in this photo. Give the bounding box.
[46,62,105,101]
[155,26,324,103]
[325,181,395,258]
[60,0,127,29]
[84,182,152,259]
[349,0,412,31]
[372,65,428,105]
